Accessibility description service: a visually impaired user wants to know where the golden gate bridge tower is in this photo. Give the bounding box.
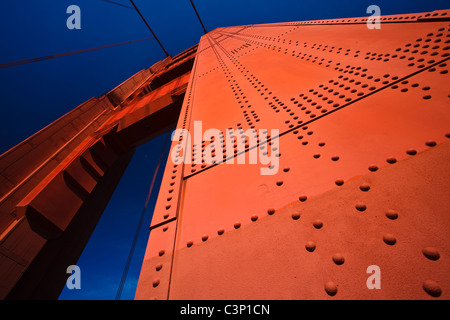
[0,8,449,299]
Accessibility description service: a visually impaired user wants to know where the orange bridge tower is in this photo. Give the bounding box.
[1,10,449,299]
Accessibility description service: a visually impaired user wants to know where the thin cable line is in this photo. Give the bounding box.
[129,0,170,57]
[189,0,207,34]
[101,0,135,10]
[0,38,153,69]
[115,131,171,300]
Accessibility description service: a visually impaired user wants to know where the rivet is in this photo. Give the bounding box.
[335,179,344,186]
[202,235,208,242]
[324,282,338,296]
[422,280,442,297]
[217,229,224,235]
[276,181,284,186]
[234,222,241,229]
[406,149,417,155]
[359,183,370,191]
[383,234,397,245]
[186,241,193,248]
[158,250,165,256]
[152,279,160,288]
[313,220,323,229]
[305,241,316,252]
[425,140,436,147]
[292,212,301,220]
[368,165,378,172]
[386,157,397,164]
[355,202,367,211]
[268,208,275,215]
[385,210,398,220]
[299,195,307,202]
[332,253,345,265]
[155,264,163,271]
[422,247,440,260]
[331,156,340,161]
[251,215,258,222]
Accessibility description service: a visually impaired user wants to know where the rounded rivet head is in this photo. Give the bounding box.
[251,215,258,222]
[267,208,275,215]
[331,156,340,161]
[422,247,440,261]
[425,140,436,147]
[383,234,397,245]
[324,282,338,296]
[305,241,316,252]
[406,149,417,155]
[152,279,160,288]
[186,241,193,248]
[292,212,301,220]
[386,157,397,164]
[313,220,323,229]
[202,235,208,242]
[335,179,344,186]
[234,222,241,229]
[217,229,224,235]
[158,250,165,256]
[276,180,283,186]
[299,195,307,202]
[155,264,163,271]
[423,280,442,297]
[332,254,345,265]
[385,210,398,220]
[359,183,370,191]
[355,202,367,212]
[368,165,378,172]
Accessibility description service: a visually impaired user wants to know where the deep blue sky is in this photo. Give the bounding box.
[0,0,448,300]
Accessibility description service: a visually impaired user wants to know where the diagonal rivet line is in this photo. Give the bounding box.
[181,52,449,180]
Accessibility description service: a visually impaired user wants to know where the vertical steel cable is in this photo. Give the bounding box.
[189,0,208,34]
[115,131,171,300]
[129,0,170,57]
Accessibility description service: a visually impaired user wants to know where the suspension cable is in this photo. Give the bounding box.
[101,0,135,10]
[129,0,170,57]
[189,0,207,34]
[0,38,153,69]
[115,131,171,300]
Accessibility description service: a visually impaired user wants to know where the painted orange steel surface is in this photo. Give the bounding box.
[0,9,449,300]
[135,10,450,300]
